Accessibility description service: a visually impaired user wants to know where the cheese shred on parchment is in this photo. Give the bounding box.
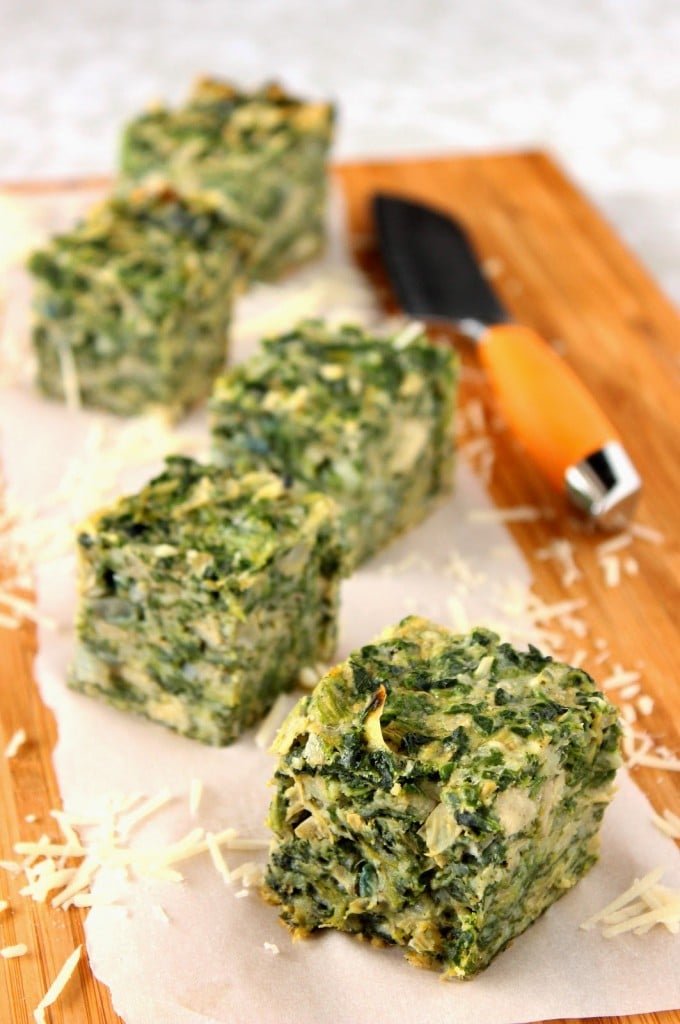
[33,944,82,1024]
[467,504,546,524]
[254,693,293,750]
[0,781,270,918]
[1,413,208,593]
[580,868,680,937]
[189,778,203,818]
[206,832,231,885]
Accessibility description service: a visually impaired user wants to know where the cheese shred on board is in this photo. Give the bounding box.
[4,728,27,758]
[33,945,82,1024]
[1,943,28,959]
[651,809,680,840]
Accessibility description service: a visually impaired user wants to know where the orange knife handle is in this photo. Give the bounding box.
[477,323,619,492]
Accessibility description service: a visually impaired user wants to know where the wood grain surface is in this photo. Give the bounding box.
[1,151,679,1023]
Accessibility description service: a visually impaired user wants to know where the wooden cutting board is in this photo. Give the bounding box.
[1,151,679,1024]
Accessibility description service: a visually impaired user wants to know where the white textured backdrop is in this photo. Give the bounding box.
[1,0,678,301]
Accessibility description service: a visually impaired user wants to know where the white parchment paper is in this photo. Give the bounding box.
[1,188,678,1024]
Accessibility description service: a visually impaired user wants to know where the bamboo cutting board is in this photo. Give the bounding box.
[1,151,679,1024]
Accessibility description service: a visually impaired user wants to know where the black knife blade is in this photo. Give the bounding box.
[373,193,508,329]
[372,191,641,527]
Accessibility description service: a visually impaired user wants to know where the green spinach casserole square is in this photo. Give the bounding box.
[264,616,621,976]
[120,77,335,282]
[209,320,457,568]
[69,456,344,745]
[28,183,254,417]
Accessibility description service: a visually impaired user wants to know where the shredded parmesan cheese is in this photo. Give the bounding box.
[581,868,680,937]
[263,941,280,955]
[443,550,486,587]
[230,861,264,887]
[651,809,680,840]
[4,728,27,758]
[621,703,637,725]
[189,778,203,818]
[206,832,231,885]
[467,504,545,524]
[621,720,680,771]
[581,867,664,928]
[600,554,621,588]
[392,321,425,350]
[628,752,680,771]
[297,665,319,689]
[636,695,654,716]
[33,945,82,1024]
[570,649,587,668]
[71,892,116,909]
[224,837,270,852]
[5,782,269,917]
[0,591,57,630]
[596,533,632,558]
[630,522,664,544]
[601,666,642,691]
[1,943,28,959]
[523,597,587,627]
[536,537,581,587]
[255,693,294,750]
[1,413,209,592]
[118,789,174,839]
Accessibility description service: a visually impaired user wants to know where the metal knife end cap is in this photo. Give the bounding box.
[564,441,642,530]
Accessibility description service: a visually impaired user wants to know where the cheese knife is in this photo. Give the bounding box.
[373,192,641,528]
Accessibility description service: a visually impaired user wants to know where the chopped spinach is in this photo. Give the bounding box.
[69,456,345,745]
[28,184,255,417]
[264,616,621,977]
[120,77,334,282]
[210,320,458,568]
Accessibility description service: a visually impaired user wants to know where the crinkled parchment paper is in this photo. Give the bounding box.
[0,186,678,1024]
